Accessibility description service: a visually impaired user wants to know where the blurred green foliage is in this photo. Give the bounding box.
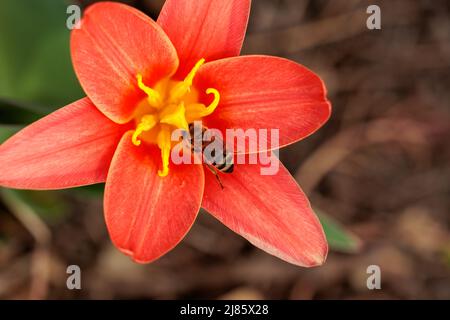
[0,124,22,143]
[317,210,361,253]
[1,188,68,223]
[0,0,89,217]
[0,0,83,112]
[0,98,43,124]
[71,183,105,198]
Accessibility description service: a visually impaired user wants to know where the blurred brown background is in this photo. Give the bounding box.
[0,0,449,299]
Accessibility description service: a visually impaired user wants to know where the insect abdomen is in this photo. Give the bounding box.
[212,152,234,173]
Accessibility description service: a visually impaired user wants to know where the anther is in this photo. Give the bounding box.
[185,88,220,122]
[157,126,172,177]
[132,114,157,146]
[169,58,205,102]
[137,74,162,108]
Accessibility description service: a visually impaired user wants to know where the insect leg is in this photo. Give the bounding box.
[206,164,224,190]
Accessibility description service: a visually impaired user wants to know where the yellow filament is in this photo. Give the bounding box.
[132,114,157,146]
[156,126,171,177]
[169,58,205,102]
[137,74,162,108]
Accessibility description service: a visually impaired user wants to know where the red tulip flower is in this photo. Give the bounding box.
[0,0,331,266]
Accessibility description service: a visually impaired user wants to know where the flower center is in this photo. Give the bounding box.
[132,59,220,177]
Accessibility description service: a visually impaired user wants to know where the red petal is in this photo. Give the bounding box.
[0,98,127,190]
[196,55,331,153]
[71,2,179,123]
[202,156,328,267]
[157,0,251,79]
[104,132,204,263]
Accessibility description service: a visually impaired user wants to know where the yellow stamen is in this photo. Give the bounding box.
[159,102,189,131]
[184,59,205,87]
[156,126,171,177]
[132,114,157,146]
[169,58,205,102]
[186,88,220,121]
[137,74,162,108]
[132,59,221,177]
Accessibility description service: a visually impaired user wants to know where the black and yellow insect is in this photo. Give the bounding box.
[188,123,234,188]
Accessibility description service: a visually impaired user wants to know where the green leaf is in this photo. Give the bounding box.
[316,209,362,253]
[0,0,83,111]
